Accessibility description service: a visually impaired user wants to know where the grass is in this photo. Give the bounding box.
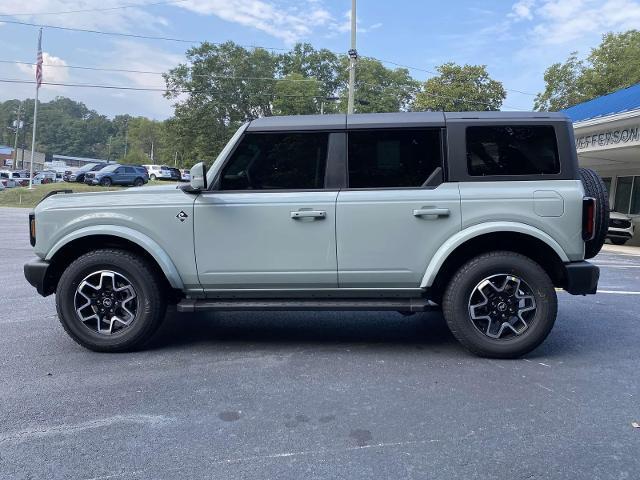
[0,180,177,208]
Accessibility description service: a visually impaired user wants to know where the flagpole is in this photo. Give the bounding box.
[28,28,42,190]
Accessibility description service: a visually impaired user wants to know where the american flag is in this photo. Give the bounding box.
[35,28,43,89]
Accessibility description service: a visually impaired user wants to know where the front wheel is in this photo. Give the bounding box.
[100,177,112,187]
[55,249,167,352]
[442,251,557,358]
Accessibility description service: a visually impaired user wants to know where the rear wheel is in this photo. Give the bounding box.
[133,177,144,187]
[442,251,557,358]
[150,174,157,181]
[55,249,167,352]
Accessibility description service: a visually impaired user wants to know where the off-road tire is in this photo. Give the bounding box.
[442,251,557,359]
[56,249,166,352]
[579,167,609,259]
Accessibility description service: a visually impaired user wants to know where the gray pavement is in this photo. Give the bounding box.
[0,206,639,480]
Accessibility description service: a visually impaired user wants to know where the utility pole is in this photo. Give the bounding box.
[124,123,128,159]
[347,0,357,114]
[11,102,22,171]
[107,135,112,161]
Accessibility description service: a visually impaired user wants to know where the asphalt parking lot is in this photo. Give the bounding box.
[1,206,639,480]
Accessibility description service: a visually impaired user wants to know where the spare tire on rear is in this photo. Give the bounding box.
[579,167,609,259]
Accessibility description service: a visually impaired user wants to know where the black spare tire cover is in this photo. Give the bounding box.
[579,167,609,259]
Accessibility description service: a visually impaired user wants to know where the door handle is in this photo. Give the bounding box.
[291,210,326,219]
[413,207,450,218]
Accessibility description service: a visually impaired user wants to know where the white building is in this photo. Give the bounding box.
[563,84,640,244]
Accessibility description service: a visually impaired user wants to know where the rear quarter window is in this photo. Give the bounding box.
[466,125,560,176]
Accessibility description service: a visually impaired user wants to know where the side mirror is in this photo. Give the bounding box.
[189,162,208,191]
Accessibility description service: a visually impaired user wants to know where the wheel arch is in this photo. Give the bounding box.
[44,227,184,295]
[423,223,570,301]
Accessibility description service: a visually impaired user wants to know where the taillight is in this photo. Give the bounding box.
[582,197,596,241]
[29,213,36,246]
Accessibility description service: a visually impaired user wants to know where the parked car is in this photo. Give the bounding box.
[32,170,62,184]
[84,164,149,187]
[607,211,634,245]
[66,163,107,183]
[25,112,608,358]
[168,167,181,181]
[0,170,29,187]
[180,169,191,182]
[143,164,173,181]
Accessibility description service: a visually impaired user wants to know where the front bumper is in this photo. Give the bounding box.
[564,261,599,295]
[24,258,53,297]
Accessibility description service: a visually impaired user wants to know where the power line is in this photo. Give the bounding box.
[0,78,331,98]
[0,0,188,17]
[370,57,537,97]
[0,59,323,83]
[2,19,537,98]
[0,19,290,51]
[359,81,529,111]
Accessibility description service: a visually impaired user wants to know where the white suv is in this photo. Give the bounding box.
[143,164,173,181]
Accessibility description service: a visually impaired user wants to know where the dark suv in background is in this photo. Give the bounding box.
[84,164,149,187]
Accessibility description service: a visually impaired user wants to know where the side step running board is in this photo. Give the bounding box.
[177,298,437,313]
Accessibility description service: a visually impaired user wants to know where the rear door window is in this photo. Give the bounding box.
[466,125,560,176]
[347,129,442,188]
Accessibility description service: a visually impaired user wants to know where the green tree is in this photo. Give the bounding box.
[413,63,506,112]
[272,73,322,115]
[337,57,419,113]
[534,53,586,111]
[536,30,640,111]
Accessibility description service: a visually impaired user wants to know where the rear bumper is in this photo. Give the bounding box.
[564,261,599,295]
[24,258,52,297]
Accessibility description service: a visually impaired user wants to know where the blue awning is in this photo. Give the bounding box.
[562,83,640,122]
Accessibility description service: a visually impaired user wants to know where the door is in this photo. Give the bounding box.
[336,128,462,288]
[194,131,339,291]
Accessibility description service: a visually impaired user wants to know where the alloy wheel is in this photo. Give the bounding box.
[467,274,537,340]
[74,270,138,335]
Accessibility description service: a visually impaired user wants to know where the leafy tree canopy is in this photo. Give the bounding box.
[413,63,506,112]
[535,30,640,111]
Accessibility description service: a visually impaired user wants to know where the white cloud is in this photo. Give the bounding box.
[177,0,333,43]
[509,0,536,21]
[512,0,640,44]
[17,51,69,86]
[0,0,169,32]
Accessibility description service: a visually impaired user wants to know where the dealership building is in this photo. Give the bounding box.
[563,83,640,244]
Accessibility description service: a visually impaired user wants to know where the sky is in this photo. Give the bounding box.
[1,0,640,120]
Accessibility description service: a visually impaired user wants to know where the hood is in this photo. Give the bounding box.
[35,184,187,213]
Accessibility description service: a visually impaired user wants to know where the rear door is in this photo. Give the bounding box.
[336,127,461,288]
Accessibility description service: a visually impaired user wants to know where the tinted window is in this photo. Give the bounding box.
[347,129,442,188]
[466,126,560,176]
[124,167,135,174]
[220,132,328,190]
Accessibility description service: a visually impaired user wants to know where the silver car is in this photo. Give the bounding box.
[24,112,608,358]
[607,211,634,245]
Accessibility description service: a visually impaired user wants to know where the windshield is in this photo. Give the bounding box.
[99,164,119,173]
[78,163,97,172]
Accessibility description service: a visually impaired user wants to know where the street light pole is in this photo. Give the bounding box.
[347,0,357,114]
[11,102,22,171]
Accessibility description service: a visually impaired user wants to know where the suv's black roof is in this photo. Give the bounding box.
[247,111,571,132]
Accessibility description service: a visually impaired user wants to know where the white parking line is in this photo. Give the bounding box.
[597,290,640,295]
